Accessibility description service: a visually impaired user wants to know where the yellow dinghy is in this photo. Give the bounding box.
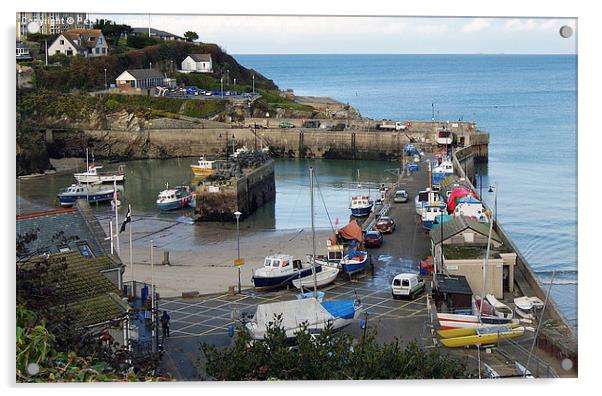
[440,326,525,347]
[437,323,520,339]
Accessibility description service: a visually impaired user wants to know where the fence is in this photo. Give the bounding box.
[496,333,558,378]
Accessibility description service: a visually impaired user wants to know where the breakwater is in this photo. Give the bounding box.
[46,122,489,162]
[452,145,577,368]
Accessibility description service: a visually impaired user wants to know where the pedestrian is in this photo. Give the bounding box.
[160,310,171,338]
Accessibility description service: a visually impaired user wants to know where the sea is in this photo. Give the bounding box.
[236,54,578,327]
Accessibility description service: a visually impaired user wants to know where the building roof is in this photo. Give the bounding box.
[120,68,164,80]
[18,252,128,328]
[436,275,473,295]
[132,27,184,40]
[16,202,111,259]
[61,29,104,51]
[430,215,502,245]
[187,53,212,62]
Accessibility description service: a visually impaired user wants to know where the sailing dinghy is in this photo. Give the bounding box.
[486,294,514,319]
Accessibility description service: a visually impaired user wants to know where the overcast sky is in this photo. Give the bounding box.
[92,14,577,55]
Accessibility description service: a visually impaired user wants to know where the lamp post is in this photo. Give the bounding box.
[252,74,255,94]
[103,68,107,90]
[234,211,242,293]
[488,184,498,223]
[226,69,230,86]
[220,76,224,98]
[265,112,270,128]
[431,102,435,121]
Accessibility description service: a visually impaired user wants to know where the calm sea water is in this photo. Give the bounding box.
[237,54,578,326]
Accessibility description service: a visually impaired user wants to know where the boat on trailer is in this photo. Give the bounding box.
[340,250,368,275]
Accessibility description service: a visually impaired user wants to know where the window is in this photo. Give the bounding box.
[402,279,410,287]
[77,243,94,258]
[55,50,60,54]
[95,48,99,54]
[66,50,72,56]
[393,279,401,286]
[60,39,64,45]
[102,47,106,54]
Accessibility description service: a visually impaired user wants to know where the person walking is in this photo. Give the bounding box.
[160,310,171,338]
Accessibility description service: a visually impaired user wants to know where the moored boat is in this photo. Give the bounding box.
[190,156,215,177]
[252,254,321,289]
[74,164,125,184]
[349,195,373,217]
[57,183,115,207]
[156,184,195,211]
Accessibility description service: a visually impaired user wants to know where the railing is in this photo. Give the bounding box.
[496,334,559,378]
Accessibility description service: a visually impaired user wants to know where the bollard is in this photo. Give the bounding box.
[228,285,235,296]
[162,251,170,266]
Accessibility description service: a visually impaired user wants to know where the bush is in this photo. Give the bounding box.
[181,100,226,118]
[127,34,162,49]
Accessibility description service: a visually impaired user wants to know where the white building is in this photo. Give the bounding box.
[115,69,165,90]
[131,27,185,41]
[48,29,108,58]
[181,54,213,73]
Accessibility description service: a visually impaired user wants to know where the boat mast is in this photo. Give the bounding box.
[310,166,318,297]
[479,182,497,319]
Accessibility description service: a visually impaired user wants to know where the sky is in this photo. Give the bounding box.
[91,14,577,55]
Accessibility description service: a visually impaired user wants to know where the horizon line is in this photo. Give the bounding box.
[231,52,576,56]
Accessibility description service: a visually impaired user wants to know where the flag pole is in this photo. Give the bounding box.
[114,178,120,256]
[129,204,134,282]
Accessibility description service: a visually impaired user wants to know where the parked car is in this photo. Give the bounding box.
[374,216,396,233]
[279,121,295,129]
[363,230,383,248]
[393,190,409,203]
[391,273,425,299]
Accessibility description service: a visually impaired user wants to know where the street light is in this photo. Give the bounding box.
[103,68,107,90]
[220,76,224,98]
[226,69,230,86]
[234,211,242,293]
[252,74,255,94]
[488,184,498,223]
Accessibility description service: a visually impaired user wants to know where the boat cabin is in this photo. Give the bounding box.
[64,184,86,194]
[350,195,372,207]
[263,254,303,270]
[436,129,454,146]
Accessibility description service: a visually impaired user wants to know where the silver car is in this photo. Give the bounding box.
[393,190,409,203]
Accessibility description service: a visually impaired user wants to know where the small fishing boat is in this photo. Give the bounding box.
[340,249,368,275]
[190,156,215,177]
[453,196,489,222]
[436,128,454,146]
[440,326,525,348]
[292,266,339,290]
[421,203,447,230]
[431,159,454,186]
[242,297,361,340]
[156,184,195,211]
[349,195,373,217]
[57,183,115,207]
[414,188,443,216]
[74,164,125,184]
[486,294,514,320]
[252,254,321,289]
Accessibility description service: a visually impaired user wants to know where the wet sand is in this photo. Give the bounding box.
[102,216,333,298]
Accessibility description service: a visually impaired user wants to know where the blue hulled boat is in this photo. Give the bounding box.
[349,195,373,217]
[156,184,194,211]
[252,254,321,289]
[57,184,115,207]
[340,249,368,275]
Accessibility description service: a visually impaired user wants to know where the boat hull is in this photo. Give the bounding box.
[74,174,125,184]
[252,266,321,289]
[340,255,368,275]
[292,267,339,289]
[350,206,372,217]
[57,191,114,206]
[440,329,524,348]
[156,194,194,211]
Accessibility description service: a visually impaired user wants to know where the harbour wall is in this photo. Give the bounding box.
[194,159,275,222]
[47,127,489,162]
[452,145,577,367]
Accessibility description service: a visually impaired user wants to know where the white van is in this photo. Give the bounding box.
[391,273,425,299]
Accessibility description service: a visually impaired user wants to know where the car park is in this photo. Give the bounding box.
[393,190,409,203]
[391,273,425,299]
[363,230,383,248]
[374,216,396,234]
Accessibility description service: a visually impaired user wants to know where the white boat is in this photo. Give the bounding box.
[486,294,514,319]
[514,297,535,320]
[252,254,320,289]
[57,183,115,206]
[74,164,125,183]
[243,297,360,340]
[190,156,215,177]
[349,195,373,217]
[415,188,443,216]
[453,196,489,222]
[292,266,339,289]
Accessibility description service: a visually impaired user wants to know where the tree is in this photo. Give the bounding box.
[94,19,133,46]
[183,31,199,42]
[202,316,471,380]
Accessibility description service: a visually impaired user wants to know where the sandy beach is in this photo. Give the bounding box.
[101,216,334,298]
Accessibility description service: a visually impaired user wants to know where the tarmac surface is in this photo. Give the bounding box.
[157,158,436,380]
